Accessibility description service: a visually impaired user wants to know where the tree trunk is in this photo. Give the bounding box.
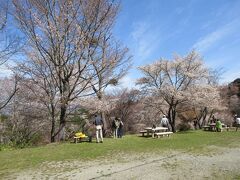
[58,104,67,141]
[168,105,177,132]
[49,103,56,142]
[58,123,65,141]
[50,115,56,142]
[208,110,214,123]
[97,91,108,134]
[101,111,107,136]
[200,107,208,128]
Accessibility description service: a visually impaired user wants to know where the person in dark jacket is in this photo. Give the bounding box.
[112,117,119,138]
[94,114,103,143]
[117,119,124,138]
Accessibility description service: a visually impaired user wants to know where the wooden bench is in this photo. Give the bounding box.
[154,132,173,138]
[203,125,229,132]
[225,126,229,131]
[222,125,229,131]
[203,126,210,131]
[139,130,147,137]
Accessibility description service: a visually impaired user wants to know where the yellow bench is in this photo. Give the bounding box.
[74,132,91,143]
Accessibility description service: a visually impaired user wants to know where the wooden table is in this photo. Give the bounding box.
[144,127,168,138]
[209,123,216,131]
[209,123,226,131]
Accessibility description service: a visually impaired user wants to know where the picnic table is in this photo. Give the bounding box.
[144,127,168,138]
[203,123,227,131]
[209,123,217,131]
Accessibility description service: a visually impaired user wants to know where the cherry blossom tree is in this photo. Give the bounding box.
[137,50,221,132]
[81,88,142,134]
[89,33,131,131]
[80,95,117,135]
[111,89,141,131]
[13,0,121,140]
[1,79,49,146]
[182,84,224,128]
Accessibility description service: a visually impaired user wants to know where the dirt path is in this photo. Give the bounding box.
[7,146,240,180]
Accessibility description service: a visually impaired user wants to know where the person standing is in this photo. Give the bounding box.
[160,115,170,131]
[235,115,240,131]
[94,114,103,143]
[211,114,216,123]
[117,119,124,138]
[111,118,116,138]
[112,117,120,138]
[193,120,198,130]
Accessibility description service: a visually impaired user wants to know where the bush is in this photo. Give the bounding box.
[29,133,44,146]
[1,130,45,149]
[0,144,13,151]
[177,122,191,131]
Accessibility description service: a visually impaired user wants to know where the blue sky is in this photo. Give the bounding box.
[1,0,239,89]
[113,0,240,88]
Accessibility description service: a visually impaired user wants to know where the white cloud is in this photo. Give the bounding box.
[105,75,137,93]
[131,22,149,41]
[175,7,184,15]
[118,75,136,89]
[130,21,161,63]
[192,19,240,52]
[221,70,240,84]
[0,60,15,77]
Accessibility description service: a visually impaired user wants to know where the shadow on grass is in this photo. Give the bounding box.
[177,129,223,134]
[138,135,152,138]
[176,130,197,134]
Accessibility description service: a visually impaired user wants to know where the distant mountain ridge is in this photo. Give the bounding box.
[232,78,240,85]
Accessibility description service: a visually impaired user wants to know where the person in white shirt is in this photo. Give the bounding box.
[235,115,240,131]
[94,114,103,143]
[160,115,170,131]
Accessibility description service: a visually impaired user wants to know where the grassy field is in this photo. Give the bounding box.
[0,130,240,177]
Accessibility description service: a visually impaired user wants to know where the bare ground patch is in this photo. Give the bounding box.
[6,146,240,180]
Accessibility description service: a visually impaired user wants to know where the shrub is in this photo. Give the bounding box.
[177,122,191,131]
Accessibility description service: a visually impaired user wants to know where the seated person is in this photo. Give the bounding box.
[216,119,222,132]
[210,115,216,124]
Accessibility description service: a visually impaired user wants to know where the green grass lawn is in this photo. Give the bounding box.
[0,130,240,177]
